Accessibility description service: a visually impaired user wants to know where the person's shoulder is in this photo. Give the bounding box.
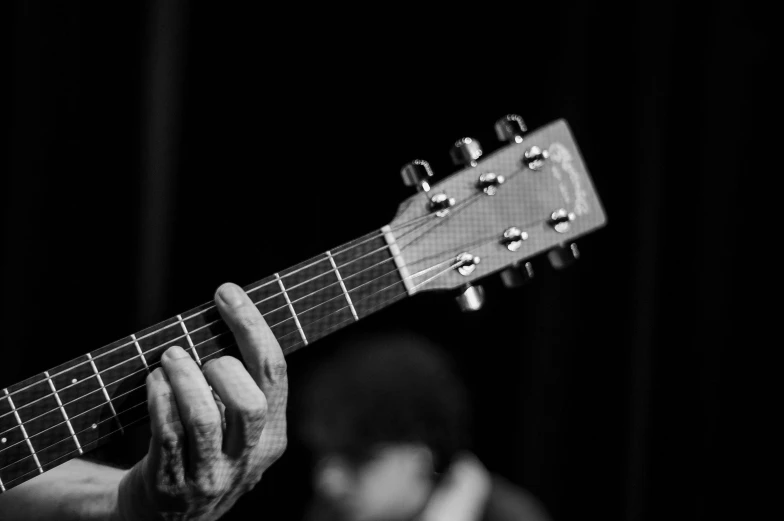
[482,474,552,521]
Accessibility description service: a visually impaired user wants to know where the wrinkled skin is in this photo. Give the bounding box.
[116,282,288,520]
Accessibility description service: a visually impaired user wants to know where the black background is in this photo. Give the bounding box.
[2,2,772,519]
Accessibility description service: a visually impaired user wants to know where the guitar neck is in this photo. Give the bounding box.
[0,227,410,493]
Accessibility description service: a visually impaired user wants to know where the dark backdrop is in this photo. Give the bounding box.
[2,2,770,520]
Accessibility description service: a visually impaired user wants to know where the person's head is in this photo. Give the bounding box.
[298,331,471,521]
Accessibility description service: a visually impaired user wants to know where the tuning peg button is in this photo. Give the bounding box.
[548,243,580,270]
[450,137,483,166]
[500,261,534,288]
[401,159,434,192]
[495,114,527,143]
[523,146,549,170]
[455,284,485,312]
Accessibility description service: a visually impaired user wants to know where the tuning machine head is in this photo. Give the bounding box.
[500,261,535,288]
[495,114,527,143]
[450,137,482,166]
[548,243,580,269]
[455,283,485,312]
[401,159,434,192]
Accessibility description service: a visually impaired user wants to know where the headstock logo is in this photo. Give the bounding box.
[548,143,589,216]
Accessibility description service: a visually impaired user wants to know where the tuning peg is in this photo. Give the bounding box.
[401,159,434,192]
[449,137,482,166]
[500,261,535,288]
[455,284,485,312]
[547,243,580,270]
[495,114,527,143]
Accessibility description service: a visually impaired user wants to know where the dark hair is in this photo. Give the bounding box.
[298,331,471,473]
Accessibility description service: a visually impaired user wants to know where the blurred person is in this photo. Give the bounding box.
[298,332,550,521]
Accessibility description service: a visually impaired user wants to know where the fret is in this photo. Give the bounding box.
[136,317,186,366]
[86,352,125,434]
[177,314,201,366]
[274,273,308,346]
[326,250,358,321]
[44,371,82,455]
[281,255,355,344]
[5,375,84,473]
[333,232,408,318]
[0,227,421,493]
[0,388,40,488]
[131,334,149,371]
[49,355,123,452]
[2,388,42,473]
[182,301,237,362]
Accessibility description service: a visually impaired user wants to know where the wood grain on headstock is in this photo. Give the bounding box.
[387,119,606,293]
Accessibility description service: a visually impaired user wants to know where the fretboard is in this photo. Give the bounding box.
[0,228,408,493]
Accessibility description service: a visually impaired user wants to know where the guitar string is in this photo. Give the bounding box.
[0,259,412,442]
[0,241,472,446]
[0,200,532,438]
[0,258,464,476]
[0,192,531,435]
[0,189,488,407]
[0,246,468,451]
[0,206,460,421]
[0,251,463,449]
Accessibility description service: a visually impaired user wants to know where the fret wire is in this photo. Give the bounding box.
[1,252,422,451]
[0,261,405,439]
[3,207,505,438]
[0,364,159,458]
[0,257,447,476]
[275,274,307,345]
[252,255,397,321]
[271,264,406,342]
[0,234,395,407]
[4,221,478,437]
[44,371,83,456]
[2,389,42,474]
[85,353,124,435]
[0,219,426,407]
[177,315,201,366]
[0,399,147,476]
[326,250,358,321]
[2,224,491,485]
[131,334,149,372]
[1,279,407,474]
[0,202,467,407]
[0,474,5,492]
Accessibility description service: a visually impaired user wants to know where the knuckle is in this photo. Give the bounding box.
[239,397,267,423]
[193,473,224,500]
[188,412,222,435]
[155,429,182,454]
[265,359,288,381]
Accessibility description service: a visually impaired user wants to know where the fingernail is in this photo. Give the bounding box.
[163,345,188,360]
[217,283,245,308]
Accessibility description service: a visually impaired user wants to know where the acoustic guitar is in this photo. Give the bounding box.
[0,116,606,493]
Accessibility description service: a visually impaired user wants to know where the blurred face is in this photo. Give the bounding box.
[313,444,435,521]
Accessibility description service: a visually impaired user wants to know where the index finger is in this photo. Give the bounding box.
[214,282,287,401]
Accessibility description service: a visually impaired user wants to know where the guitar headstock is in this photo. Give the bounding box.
[386,118,606,304]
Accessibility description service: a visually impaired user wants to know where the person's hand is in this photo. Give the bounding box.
[419,453,492,521]
[114,282,288,520]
